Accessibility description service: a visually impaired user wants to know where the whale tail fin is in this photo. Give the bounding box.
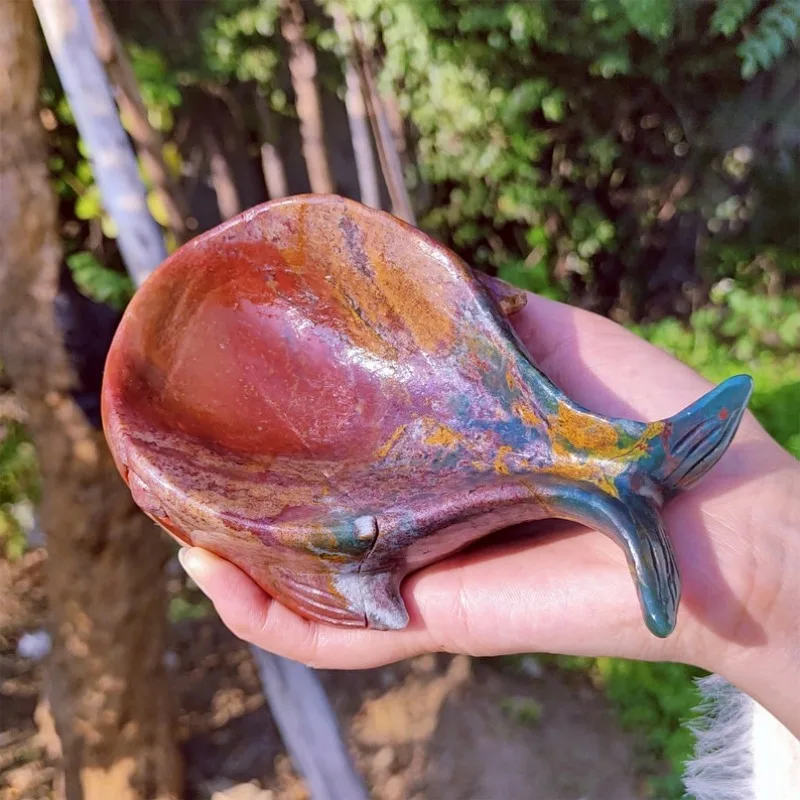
[549,375,754,639]
[642,374,754,495]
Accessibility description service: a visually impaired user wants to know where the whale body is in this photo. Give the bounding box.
[101,194,753,638]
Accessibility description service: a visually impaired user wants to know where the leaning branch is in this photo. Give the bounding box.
[87,0,190,244]
[331,5,381,209]
[351,22,414,224]
[281,0,335,194]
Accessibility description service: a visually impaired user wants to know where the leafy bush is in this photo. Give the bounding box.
[637,284,800,456]
[718,0,800,78]
[344,0,798,321]
[67,251,135,311]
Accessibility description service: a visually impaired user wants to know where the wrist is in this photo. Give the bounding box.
[712,458,800,737]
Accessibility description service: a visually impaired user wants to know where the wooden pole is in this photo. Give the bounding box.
[35,3,368,796]
[34,0,167,286]
[250,651,369,800]
[254,91,290,200]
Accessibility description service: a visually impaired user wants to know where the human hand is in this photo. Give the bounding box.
[177,293,800,734]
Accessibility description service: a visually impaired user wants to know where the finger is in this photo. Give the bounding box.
[403,528,659,659]
[178,527,677,670]
[178,546,436,667]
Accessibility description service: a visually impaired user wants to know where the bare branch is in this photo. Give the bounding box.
[352,24,414,224]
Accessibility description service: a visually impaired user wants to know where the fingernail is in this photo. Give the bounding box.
[178,547,213,595]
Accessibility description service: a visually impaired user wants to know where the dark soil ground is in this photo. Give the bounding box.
[1,549,651,800]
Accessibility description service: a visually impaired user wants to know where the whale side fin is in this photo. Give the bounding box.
[359,570,409,630]
[272,565,368,628]
[546,480,679,638]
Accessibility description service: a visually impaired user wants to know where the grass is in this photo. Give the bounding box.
[500,695,544,727]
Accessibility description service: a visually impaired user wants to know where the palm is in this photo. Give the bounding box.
[181,294,794,673]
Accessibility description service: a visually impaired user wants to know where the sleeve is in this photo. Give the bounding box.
[682,674,800,800]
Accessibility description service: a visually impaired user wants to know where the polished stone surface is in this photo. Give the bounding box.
[102,194,753,637]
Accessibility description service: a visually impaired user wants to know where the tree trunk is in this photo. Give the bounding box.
[331,6,380,208]
[88,0,191,244]
[281,0,335,194]
[204,125,242,220]
[0,3,182,799]
[254,90,289,200]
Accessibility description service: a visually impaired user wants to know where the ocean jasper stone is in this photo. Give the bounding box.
[101,194,753,638]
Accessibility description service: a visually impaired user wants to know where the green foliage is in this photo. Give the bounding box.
[500,695,543,727]
[347,0,797,314]
[733,0,799,78]
[168,594,212,622]
[711,0,760,37]
[598,661,701,798]
[340,0,800,318]
[620,0,675,41]
[0,422,40,560]
[128,44,183,131]
[637,285,800,458]
[199,0,281,83]
[67,251,135,311]
[615,0,800,80]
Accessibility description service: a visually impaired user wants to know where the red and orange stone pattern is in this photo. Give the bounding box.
[101,195,753,638]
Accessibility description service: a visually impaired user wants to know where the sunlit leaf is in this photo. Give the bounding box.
[147,190,170,227]
[74,185,102,220]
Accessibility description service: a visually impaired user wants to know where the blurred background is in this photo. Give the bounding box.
[1,1,798,799]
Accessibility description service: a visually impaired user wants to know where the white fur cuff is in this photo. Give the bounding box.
[683,674,800,800]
